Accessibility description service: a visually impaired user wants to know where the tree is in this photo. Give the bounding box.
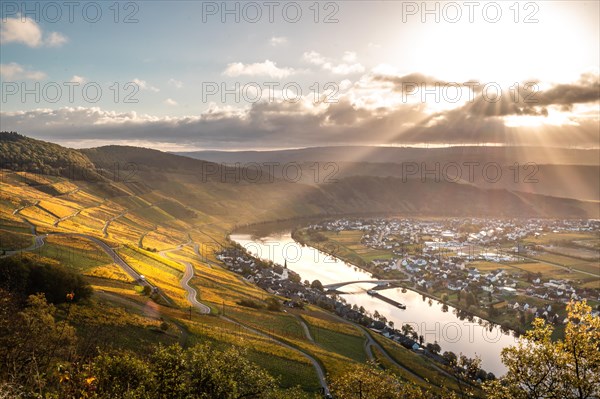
[329,362,431,399]
[427,341,441,355]
[310,279,324,291]
[92,343,298,399]
[401,323,414,337]
[484,300,600,399]
[466,292,477,307]
[443,351,457,366]
[0,256,91,304]
[0,291,77,390]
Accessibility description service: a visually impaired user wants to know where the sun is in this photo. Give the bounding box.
[385,2,597,86]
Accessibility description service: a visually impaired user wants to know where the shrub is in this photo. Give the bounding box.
[0,256,91,303]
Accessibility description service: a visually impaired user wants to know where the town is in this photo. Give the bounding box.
[294,218,600,333]
[216,244,495,383]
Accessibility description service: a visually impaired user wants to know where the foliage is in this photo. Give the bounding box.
[0,255,92,304]
[0,131,99,180]
[91,344,309,399]
[329,362,456,399]
[265,297,283,311]
[311,280,324,291]
[0,290,77,391]
[483,300,600,399]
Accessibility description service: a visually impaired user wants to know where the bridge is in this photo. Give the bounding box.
[324,280,402,290]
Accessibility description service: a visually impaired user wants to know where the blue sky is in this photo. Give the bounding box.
[1,1,599,150]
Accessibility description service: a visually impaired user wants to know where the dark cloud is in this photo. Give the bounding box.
[536,74,600,106]
[1,73,598,149]
[392,73,599,145]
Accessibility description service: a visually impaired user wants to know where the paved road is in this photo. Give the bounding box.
[138,225,157,248]
[294,315,315,343]
[1,232,45,257]
[179,260,211,314]
[518,253,600,277]
[159,245,211,315]
[326,313,429,383]
[221,315,329,395]
[102,210,128,237]
[12,200,39,216]
[54,209,81,227]
[3,222,329,393]
[0,228,174,305]
[471,244,600,278]
[161,243,329,391]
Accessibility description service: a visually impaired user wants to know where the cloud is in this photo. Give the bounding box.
[164,98,178,106]
[269,36,288,46]
[0,62,46,80]
[223,60,295,79]
[303,51,365,75]
[0,16,68,47]
[374,72,452,90]
[2,73,597,149]
[303,51,327,66]
[390,73,600,145]
[45,31,68,47]
[342,51,357,63]
[70,75,87,84]
[168,78,183,89]
[132,78,160,92]
[326,63,365,75]
[534,74,600,108]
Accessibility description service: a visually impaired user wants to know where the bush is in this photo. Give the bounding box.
[237,298,263,309]
[0,256,91,303]
[265,298,282,312]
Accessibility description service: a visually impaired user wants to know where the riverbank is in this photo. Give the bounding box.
[291,227,525,337]
[231,230,517,376]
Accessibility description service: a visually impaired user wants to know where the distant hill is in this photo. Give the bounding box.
[0,132,99,180]
[175,146,600,166]
[82,145,274,184]
[176,147,600,201]
[1,134,597,220]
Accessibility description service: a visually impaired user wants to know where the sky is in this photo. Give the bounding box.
[1,0,599,150]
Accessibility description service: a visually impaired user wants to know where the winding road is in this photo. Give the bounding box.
[160,243,329,393]
[3,220,330,393]
[159,246,211,315]
[221,315,330,395]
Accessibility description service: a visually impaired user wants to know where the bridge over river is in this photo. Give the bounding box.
[324,280,403,290]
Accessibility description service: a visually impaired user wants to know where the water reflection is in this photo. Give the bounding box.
[231,231,516,375]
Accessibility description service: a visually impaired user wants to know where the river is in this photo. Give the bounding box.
[231,230,518,376]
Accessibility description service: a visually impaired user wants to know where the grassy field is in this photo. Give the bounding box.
[300,312,367,363]
[0,228,33,250]
[119,246,187,306]
[368,332,470,394]
[4,166,553,396]
[36,235,114,272]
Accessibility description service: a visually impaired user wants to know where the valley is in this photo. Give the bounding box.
[1,133,598,398]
